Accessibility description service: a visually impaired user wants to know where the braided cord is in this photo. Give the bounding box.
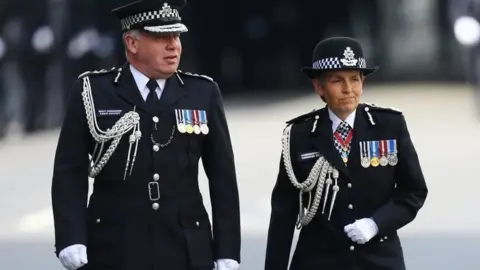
[81,76,141,178]
[281,124,333,229]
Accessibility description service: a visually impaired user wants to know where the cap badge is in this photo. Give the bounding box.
[159,3,179,19]
[340,46,358,67]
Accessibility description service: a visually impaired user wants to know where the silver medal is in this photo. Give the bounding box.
[379,140,389,166]
[193,125,201,134]
[359,141,370,168]
[199,110,209,135]
[200,124,209,135]
[387,139,398,166]
[379,156,389,166]
[175,109,186,133]
[178,123,186,133]
[388,154,398,166]
[361,157,371,168]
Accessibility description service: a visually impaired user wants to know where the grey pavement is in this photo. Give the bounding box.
[1,83,480,269]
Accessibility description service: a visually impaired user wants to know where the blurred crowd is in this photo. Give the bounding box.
[0,0,129,138]
[0,0,475,139]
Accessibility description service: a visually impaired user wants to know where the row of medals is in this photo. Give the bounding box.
[177,122,209,135]
[361,151,398,168]
[175,109,209,135]
[357,141,399,168]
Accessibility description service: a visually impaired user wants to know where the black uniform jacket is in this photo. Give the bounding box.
[51,63,241,270]
[265,103,428,270]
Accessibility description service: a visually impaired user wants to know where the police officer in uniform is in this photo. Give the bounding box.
[264,37,428,270]
[51,1,241,270]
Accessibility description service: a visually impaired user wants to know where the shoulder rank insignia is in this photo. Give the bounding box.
[363,102,402,114]
[176,70,214,82]
[362,103,402,126]
[286,108,324,125]
[78,67,117,79]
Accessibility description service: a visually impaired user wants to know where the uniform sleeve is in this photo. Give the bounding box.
[51,79,92,256]
[371,114,428,235]
[264,153,299,270]
[201,82,241,262]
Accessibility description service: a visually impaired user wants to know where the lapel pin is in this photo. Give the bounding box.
[364,107,375,126]
[311,115,319,132]
[114,67,122,84]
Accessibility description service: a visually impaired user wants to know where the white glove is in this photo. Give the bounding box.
[344,218,379,244]
[216,258,239,270]
[58,244,88,270]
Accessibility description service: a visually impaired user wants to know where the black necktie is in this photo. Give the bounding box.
[146,79,159,111]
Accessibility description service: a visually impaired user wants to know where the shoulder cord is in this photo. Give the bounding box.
[81,76,141,180]
[281,124,339,229]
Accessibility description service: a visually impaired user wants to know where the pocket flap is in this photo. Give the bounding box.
[180,212,210,229]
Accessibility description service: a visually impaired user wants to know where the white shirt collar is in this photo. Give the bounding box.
[129,64,166,101]
[328,108,356,132]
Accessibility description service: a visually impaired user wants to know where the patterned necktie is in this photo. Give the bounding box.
[333,121,353,163]
[146,79,159,111]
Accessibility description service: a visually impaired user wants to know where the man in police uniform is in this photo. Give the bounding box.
[264,37,428,270]
[51,1,241,270]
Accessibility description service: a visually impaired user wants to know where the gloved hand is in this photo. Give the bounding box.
[216,258,239,270]
[58,244,88,270]
[344,218,379,244]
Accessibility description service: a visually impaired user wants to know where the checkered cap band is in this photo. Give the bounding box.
[121,9,181,30]
[312,57,366,70]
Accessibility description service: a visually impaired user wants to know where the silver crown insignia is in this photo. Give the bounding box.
[340,47,358,67]
[159,3,179,18]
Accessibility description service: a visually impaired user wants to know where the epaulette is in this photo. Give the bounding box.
[176,70,214,82]
[77,67,117,79]
[286,108,324,125]
[363,103,402,114]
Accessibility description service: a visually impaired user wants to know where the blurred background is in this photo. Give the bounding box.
[1,0,480,269]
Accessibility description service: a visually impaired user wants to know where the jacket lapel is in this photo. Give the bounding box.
[310,107,351,179]
[114,63,153,115]
[155,73,187,115]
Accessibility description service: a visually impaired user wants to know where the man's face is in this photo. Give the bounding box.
[125,31,182,78]
[313,70,364,114]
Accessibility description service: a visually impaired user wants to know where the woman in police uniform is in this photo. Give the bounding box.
[264,37,428,270]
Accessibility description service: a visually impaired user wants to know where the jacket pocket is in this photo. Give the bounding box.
[86,211,122,267]
[180,213,214,269]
